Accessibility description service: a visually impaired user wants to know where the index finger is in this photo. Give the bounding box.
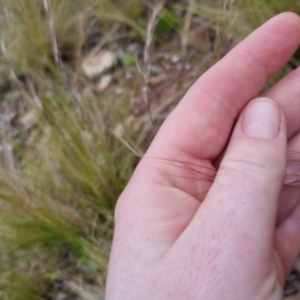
[148,13,300,160]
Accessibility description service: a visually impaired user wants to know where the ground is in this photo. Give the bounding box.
[0,0,300,299]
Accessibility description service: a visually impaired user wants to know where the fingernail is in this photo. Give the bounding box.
[242,98,281,139]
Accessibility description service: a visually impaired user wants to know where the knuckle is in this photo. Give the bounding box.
[221,146,283,177]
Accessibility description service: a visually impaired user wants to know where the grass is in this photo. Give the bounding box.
[0,0,299,299]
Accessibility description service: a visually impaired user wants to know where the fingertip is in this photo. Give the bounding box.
[271,12,300,42]
[266,12,300,31]
[275,12,300,24]
[241,98,281,139]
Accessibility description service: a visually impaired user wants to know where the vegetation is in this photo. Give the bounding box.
[0,0,299,299]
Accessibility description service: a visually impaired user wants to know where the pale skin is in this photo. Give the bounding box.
[106,13,300,299]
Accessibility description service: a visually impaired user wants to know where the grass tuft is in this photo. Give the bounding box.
[0,0,299,299]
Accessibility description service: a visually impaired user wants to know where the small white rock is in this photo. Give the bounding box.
[127,43,138,53]
[116,48,125,59]
[115,87,123,95]
[82,50,115,78]
[170,54,180,63]
[162,53,170,60]
[113,123,125,139]
[125,71,132,80]
[184,62,191,70]
[96,74,112,91]
[149,64,164,74]
[176,63,183,71]
[19,110,38,130]
[57,292,68,300]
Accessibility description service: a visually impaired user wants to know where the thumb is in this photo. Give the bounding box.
[194,98,287,245]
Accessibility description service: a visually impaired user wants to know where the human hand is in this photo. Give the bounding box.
[106,13,300,300]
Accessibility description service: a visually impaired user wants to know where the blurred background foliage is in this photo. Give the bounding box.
[0,0,299,299]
